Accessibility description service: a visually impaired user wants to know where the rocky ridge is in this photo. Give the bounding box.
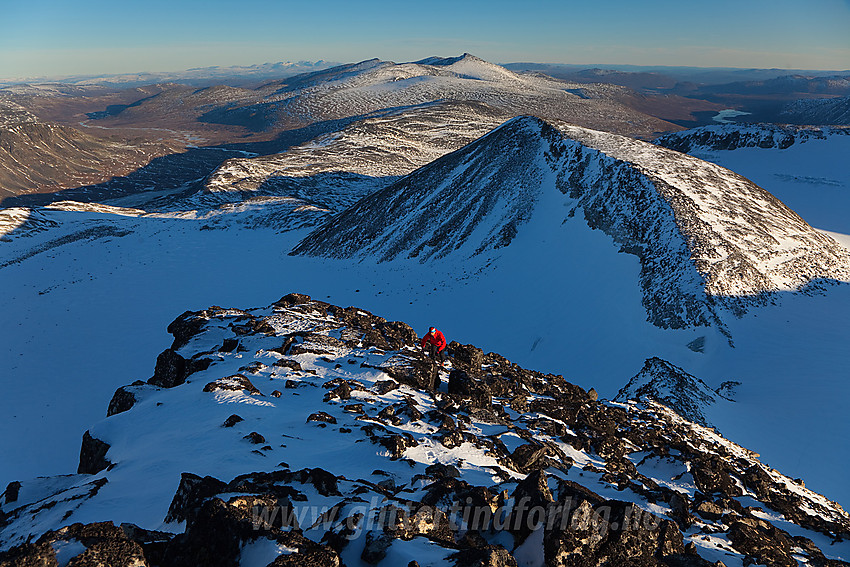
[654,123,850,153]
[2,293,848,566]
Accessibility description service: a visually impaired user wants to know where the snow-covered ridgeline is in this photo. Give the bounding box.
[292,116,849,331]
[654,123,850,153]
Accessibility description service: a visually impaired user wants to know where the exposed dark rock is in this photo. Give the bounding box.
[324,382,352,401]
[106,383,147,417]
[301,468,341,497]
[447,369,493,409]
[164,473,229,524]
[78,430,112,474]
[222,414,244,427]
[148,348,187,389]
[244,432,266,444]
[373,380,400,395]
[425,463,461,479]
[690,455,742,497]
[449,342,484,370]
[509,469,554,543]
[274,293,312,308]
[273,358,303,371]
[727,517,797,567]
[0,521,151,567]
[220,338,239,352]
[694,500,724,522]
[383,358,438,391]
[307,412,337,425]
[509,443,551,473]
[166,310,209,350]
[451,545,518,567]
[203,374,261,395]
[361,530,393,564]
[2,481,22,504]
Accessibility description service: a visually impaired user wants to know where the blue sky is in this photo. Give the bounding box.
[1,0,849,79]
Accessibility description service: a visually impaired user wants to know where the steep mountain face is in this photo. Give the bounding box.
[293,116,850,331]
[0,101,174,199]
[779,96,850,125]
[2,294,848,566]
[292,115,559,263]
[613,358,735,427]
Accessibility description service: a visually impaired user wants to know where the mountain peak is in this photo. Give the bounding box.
[614,357,732,427]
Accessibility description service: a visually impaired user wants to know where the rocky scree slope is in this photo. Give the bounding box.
[1,293,849,567]
[293,116,850,331]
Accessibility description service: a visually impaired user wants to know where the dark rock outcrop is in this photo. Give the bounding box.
[78,430,112,475]
[148,349,187,389]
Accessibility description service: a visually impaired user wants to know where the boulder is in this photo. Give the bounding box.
[727,518,797,567]
[148,349,187,389]
[222,414,244,427]
[449,342,484,370]
[78,430,112,474]
[2,481,21,504]
[164,473,228,524]
[307,412,337,425]
[0,521,151,567]
[373,380,400,395]
[509,443,550,473]
[203,374,261,395]
[166,310,209,349]
[106,381,147,416]
[451,545,518,567]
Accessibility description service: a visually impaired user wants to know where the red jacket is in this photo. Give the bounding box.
[421,329,447,351]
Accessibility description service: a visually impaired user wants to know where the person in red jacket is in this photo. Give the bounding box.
[421,326,448,365]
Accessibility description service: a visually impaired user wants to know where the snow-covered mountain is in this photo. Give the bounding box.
[3,97,850,545]
[198,53,678,139]
[196,101,511,207]
[654,124,850,236]
[293,116,850,332]
[2,295,848,566]
[613,357,736,428]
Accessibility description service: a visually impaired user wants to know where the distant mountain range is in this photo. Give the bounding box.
[0,60,338,89]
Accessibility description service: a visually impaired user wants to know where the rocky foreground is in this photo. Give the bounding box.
[2,294,849,566]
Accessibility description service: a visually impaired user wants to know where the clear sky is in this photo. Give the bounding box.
[1,0,849,80]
